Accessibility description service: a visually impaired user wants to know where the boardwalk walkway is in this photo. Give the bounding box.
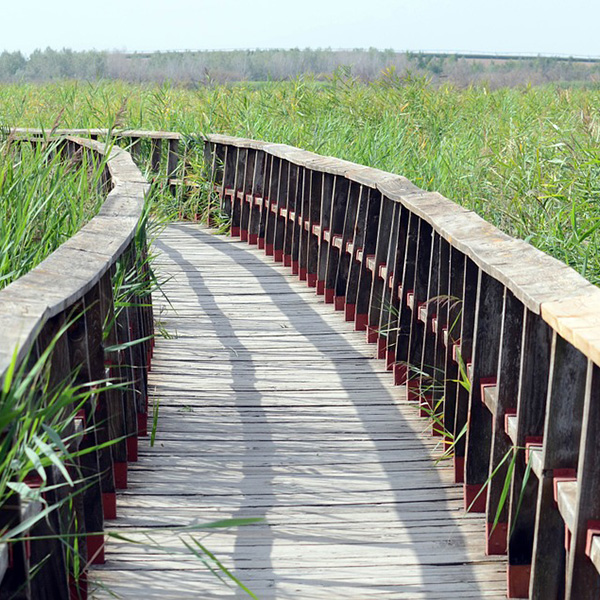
[92,224,505,599]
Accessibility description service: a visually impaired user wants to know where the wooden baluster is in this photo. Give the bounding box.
[306,170,323,288]
[98,270,128,502]
[366,194,392,354]
[83,284,116,528]
[406,219,433,404]
[272,158,288,263]
[334,181,361,316]
[566,362,600,599]
[530,334,587,598]
[464,271,504,512]
[507,310,553,598]
[258,155,275,251]
[220,145,236,224]
[430,236,450,430]
[230,146,245,238]
[66,301,105,567]
[353,188,381,332]
[392,211,419,384]
[385,206,409,377]
[283,162,298,268]
[418,231,440,418]
[377,203,400,368]
[239,148,256,242]
[315,172,334,296]
[247,150,266,245]
[323,176,349,305]
[297,167,310,281]
[150,138,161,175]
[166,137,179,196]
[485,289,524,555]
[452,256,477,483]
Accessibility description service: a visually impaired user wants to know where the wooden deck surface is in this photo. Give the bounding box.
[91,224,505,599]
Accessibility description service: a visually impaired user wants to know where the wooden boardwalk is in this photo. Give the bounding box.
[92,224,505,599]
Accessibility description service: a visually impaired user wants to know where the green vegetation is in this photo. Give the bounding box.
[0,136,106,288]
[2,76,597,283]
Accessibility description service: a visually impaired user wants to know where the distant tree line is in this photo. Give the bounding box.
[1,48,599,87]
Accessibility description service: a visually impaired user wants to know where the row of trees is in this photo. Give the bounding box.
[1,48,599,87]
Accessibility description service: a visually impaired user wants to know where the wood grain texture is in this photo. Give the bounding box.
[91,224,506,599]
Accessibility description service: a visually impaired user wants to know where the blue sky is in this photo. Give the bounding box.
[2,0,599,57]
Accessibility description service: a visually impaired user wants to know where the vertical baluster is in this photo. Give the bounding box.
[334,181,361,317]
[283,162,298,267]
[452,256,477,482]
[530,335,587,598]
[386,206,409,378]
[464,272,504,512]
[240,149,256,242]
[353,188,381,332]
[324,176,349,305]
[273,159,288,263]
[485,289,524,555]
[566,362,600,599]
[316,173,334,296]
[306,170,323,288]
[507,310,552,598]
[247,150,266,245]
[406,219,433,404]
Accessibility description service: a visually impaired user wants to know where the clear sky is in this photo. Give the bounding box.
[2,0,598,57]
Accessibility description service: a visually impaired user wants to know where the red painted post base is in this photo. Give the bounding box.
[334,296,345,311]
[127,435,138,462]
[316,280,325,295]
[454,455,465,483]
[86,534,105,565]
[394,363,408,385]
[69,573,88,600]
[307,273,318,288]
[258,237,265,250]
[407,379,420,402]
[292,260,299,275]
[324,288,335,304]
[344,303,356,322]
[299,268,307,281]
[464,483,487,513]
[114,462,128,489]
[377,336,386,359]
[355,313,368,331]
[102,492,117,520]
[137,412,148,437]
[274,249,284,262]
[366,325,378,344]
[386,349,395,370]
[419,394,433,418]
[486,521,508,555]
[231,226,240,237]
[284,255,292,267]
[507,564,531,598]
[265,243,274,256]
[248,233,258,245]
[240,229,248,242]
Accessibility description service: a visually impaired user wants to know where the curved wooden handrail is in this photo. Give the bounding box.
[0,136,149,384]
[203,132,600,598]
[0,134,152,599]
[205,133,600,366]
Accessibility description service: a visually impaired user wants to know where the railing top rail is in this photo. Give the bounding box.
[0,136,149,384]
[206,132,600,367]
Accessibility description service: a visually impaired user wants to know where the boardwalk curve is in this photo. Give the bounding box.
[92,224,504,599]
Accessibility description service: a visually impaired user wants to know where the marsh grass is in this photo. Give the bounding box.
[0,136,106,288]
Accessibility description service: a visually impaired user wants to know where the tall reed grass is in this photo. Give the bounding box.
[1,75,597,282]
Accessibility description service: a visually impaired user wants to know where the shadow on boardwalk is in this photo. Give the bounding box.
[93,224,504,599]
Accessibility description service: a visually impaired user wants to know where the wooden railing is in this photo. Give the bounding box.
[0,135,151,599]
[204,134,600,600]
